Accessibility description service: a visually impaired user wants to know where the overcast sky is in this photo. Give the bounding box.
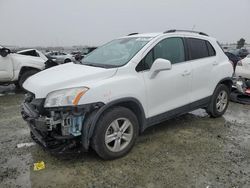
[0,0,249,47]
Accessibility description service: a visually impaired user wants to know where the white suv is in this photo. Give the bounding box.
[21,30,233,159]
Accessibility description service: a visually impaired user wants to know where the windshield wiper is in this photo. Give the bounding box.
[82,63,97,67]
[81,61,117,68]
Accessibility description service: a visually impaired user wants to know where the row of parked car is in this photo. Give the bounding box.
[45,47,97,64]
[0,47,96,89]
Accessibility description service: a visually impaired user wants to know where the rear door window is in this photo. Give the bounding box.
[187,38,209,60]
[206,41,216,56]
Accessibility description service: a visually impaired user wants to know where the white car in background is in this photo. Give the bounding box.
[0,47,47,89]
[235,54,250,94]
[235,54,250,79]
[45,51,74,64]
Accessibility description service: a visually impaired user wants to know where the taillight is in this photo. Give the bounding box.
[237,60,243,66]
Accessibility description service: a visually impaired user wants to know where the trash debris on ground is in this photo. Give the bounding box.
[17,142,36,148]
[33,161,45,171]
[230,91,250,105]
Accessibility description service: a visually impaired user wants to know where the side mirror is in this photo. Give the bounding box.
[0,48,11,57]
[150,58,172,78]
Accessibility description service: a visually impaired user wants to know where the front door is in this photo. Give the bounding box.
[137,37,192,118]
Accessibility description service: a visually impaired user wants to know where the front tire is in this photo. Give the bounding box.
[92,107,139,160]
[206,84,230,118]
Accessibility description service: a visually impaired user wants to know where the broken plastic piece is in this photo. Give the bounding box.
[17,142,36,148]
[33,161,45,171]
[245,89,250,95]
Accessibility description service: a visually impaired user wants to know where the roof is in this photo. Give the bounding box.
[122,33,161,38]
[123,30,213,39]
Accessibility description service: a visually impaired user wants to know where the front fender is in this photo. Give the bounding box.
[82,97,146,150]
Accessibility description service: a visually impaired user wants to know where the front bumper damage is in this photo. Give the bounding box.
[21,93,104,154]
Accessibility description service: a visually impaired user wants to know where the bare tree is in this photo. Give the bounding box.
[237,38,245,49]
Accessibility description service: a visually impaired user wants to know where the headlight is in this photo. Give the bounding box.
[44,87,89,108]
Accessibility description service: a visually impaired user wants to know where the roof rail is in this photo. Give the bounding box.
[164,29,209,36]
[127,33,139,36]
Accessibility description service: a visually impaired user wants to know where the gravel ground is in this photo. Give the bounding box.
[0,85,250,188]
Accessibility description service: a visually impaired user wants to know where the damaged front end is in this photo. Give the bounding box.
[235,78,250,95]
[21,93,103,154]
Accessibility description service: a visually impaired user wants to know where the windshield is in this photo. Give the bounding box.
[82,37,151,68]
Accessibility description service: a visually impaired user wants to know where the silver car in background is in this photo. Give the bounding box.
[45,51,74,64]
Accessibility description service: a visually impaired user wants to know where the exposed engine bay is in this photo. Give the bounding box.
[230,77,250,104]
[235,77,250,95]
[21,93,103,153]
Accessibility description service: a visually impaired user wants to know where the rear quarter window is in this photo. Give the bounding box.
[206,41,216,56]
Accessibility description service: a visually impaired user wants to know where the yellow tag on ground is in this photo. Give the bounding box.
[33,161,45,171]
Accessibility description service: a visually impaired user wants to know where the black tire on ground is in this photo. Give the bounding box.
[92,107,139,160]
[18,69,39,90]
[14,82,21,89]
[206,84,230,118]
[64,59,71,63]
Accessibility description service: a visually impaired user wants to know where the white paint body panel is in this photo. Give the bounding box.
[141,62,192,117]
[0,50,46,82]
[235,56,250,79]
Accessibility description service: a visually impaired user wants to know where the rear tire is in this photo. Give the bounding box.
[206,84,230,118]
[92,107,139,160]
[18,70,39,90]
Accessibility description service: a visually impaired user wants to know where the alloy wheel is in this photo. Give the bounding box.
[216,90,228,112]
[105,118,133,152]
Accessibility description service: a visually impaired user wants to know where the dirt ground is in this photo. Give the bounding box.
[0,85,250,188]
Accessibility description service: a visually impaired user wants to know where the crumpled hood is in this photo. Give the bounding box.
[23,63,117,98]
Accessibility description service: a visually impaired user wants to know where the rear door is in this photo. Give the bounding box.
[186,37,217,102]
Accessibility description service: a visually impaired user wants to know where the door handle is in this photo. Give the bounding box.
[213,61,219,66]
[182,70,191,76]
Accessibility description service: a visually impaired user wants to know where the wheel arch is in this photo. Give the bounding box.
[18,66,41,80]
[217,77,233,91]
[84,98,146,150]
[91,98,146,134]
